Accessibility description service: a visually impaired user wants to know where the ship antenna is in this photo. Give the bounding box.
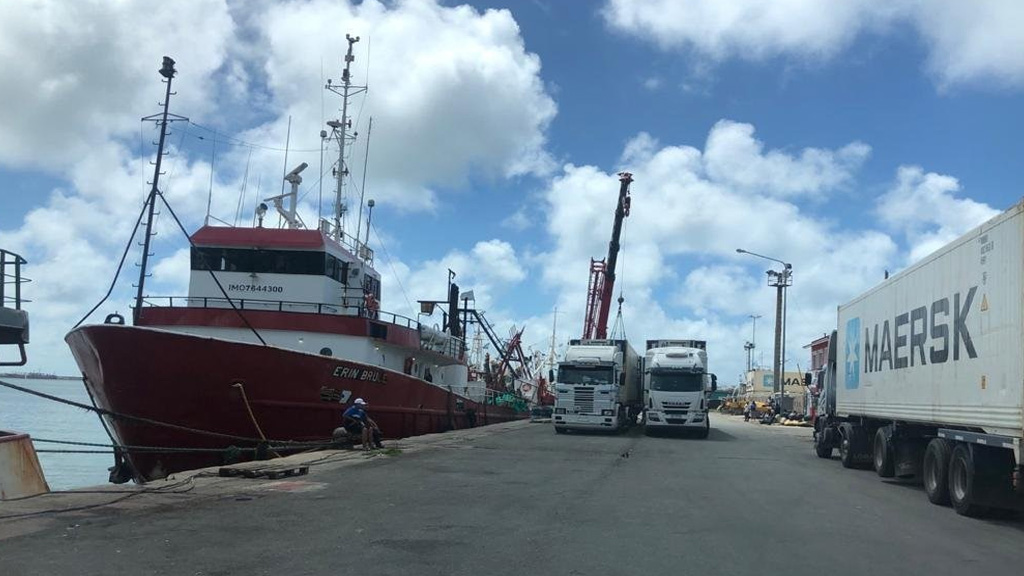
[355,116,372,247]
[134,57,189,324]
[325,34,367,246]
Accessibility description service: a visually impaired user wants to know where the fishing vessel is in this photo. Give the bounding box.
[65,42,528,483]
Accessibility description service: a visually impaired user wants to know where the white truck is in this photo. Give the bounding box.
[643,340,717,438]
[553,339,641,433]
[813,199,1024,516]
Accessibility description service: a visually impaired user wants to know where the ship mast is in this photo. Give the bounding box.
[134,57,187,324]
[324,34,367,245]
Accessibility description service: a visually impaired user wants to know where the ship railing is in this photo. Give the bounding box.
[419,329,467,361]
[318,219,375,266]
[0,248,30,366]
[141,296,419,330]
[0,249,30,310]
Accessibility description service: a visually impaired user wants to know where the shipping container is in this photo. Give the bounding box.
[814,200,1024,517]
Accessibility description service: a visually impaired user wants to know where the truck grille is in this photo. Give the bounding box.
[574,387,595,413]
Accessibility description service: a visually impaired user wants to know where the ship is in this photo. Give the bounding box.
[65,43,529,483]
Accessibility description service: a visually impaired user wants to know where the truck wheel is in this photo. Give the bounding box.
[923,438,952,506]
[873,427,896,478]
[839,423,866,469]
[949,443,988,517]
[814,423,833,459]
[696,417,710,439]
[554,426,567,435]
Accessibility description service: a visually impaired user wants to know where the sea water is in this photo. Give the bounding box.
[0,377,111,490]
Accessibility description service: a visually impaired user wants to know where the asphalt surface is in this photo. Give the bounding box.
[1,415,1022,575]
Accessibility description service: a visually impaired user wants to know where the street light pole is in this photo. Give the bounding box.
[736,249,792,404]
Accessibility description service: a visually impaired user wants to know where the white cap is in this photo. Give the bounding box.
[354,398,367,406]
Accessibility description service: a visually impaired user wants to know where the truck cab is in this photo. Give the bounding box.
[643,340,716,438]
[553,339,640,433]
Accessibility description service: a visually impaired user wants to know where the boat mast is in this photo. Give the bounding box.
[134,57,184,324]
[325,34,367,244]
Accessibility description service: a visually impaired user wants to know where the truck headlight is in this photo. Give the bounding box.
[601,409,614,416]
[554,407,566,414]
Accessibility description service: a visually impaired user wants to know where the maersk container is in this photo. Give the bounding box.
[835,201,1024,438]
[815,199,1024,517]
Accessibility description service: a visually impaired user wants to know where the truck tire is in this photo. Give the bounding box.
[873,427,896,478]
[949,443,988,517]
[814,423,833,459]
[696,416,710,439]
[839,423,867,469]
[923,438,952,505]
[554,426,567,435]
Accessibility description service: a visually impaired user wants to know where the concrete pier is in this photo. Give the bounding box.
[1,417,1021,576]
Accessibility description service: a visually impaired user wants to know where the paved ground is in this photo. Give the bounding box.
[1,415,1022,575]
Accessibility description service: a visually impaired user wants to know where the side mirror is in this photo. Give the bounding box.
[548,369,555,383]
[711,374,718,392]
[803,372,812,387]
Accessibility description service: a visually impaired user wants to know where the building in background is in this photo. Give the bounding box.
[743,368,805,413]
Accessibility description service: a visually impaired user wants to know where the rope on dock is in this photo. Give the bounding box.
[30,437,334,454]
[0,473,201,520]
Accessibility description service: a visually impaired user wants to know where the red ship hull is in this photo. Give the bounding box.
[65,324,523,482]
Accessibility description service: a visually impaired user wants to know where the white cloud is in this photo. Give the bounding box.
[704,121,870,197]
[915,0,1024,90]
[0,0,557,374]
[379,239,528,330]
[537,121,899,386]
[877,165,1000,262]
[602,0,1024,90]
[501,208,532,231]
[602,0,898,60]
[253,0,558,212]
[0,0,234,170]
[642,76,663,91]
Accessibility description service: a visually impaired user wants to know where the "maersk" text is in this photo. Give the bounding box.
[864,287,978,373]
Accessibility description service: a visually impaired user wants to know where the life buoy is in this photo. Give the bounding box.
[521,383,533,393]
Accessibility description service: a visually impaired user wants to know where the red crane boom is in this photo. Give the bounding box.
[582,172,632,339]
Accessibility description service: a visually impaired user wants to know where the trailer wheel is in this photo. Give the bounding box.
[923,438,952,506]
[839,423,866,469]
[873,427,896,478]
[949,443,988,517]
[554,426,567,435]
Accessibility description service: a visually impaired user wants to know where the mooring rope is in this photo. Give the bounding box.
[0,377,330,447]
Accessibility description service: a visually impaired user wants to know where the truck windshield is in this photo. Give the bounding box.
[558,366,614,386]
[650,372,703,392]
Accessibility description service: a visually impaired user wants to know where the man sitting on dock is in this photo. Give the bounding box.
[342,398,384,451]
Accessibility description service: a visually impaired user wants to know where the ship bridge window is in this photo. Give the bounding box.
[325,254,349,284]
[191,247,328,276]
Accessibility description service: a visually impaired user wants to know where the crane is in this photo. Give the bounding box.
[582,172,633,340]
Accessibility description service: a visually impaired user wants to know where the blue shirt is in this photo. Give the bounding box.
[343,405,367,422]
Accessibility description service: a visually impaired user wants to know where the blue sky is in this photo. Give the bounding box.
[1,0,1023,382]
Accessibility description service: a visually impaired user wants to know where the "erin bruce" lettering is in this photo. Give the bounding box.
[332,364,388,384]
